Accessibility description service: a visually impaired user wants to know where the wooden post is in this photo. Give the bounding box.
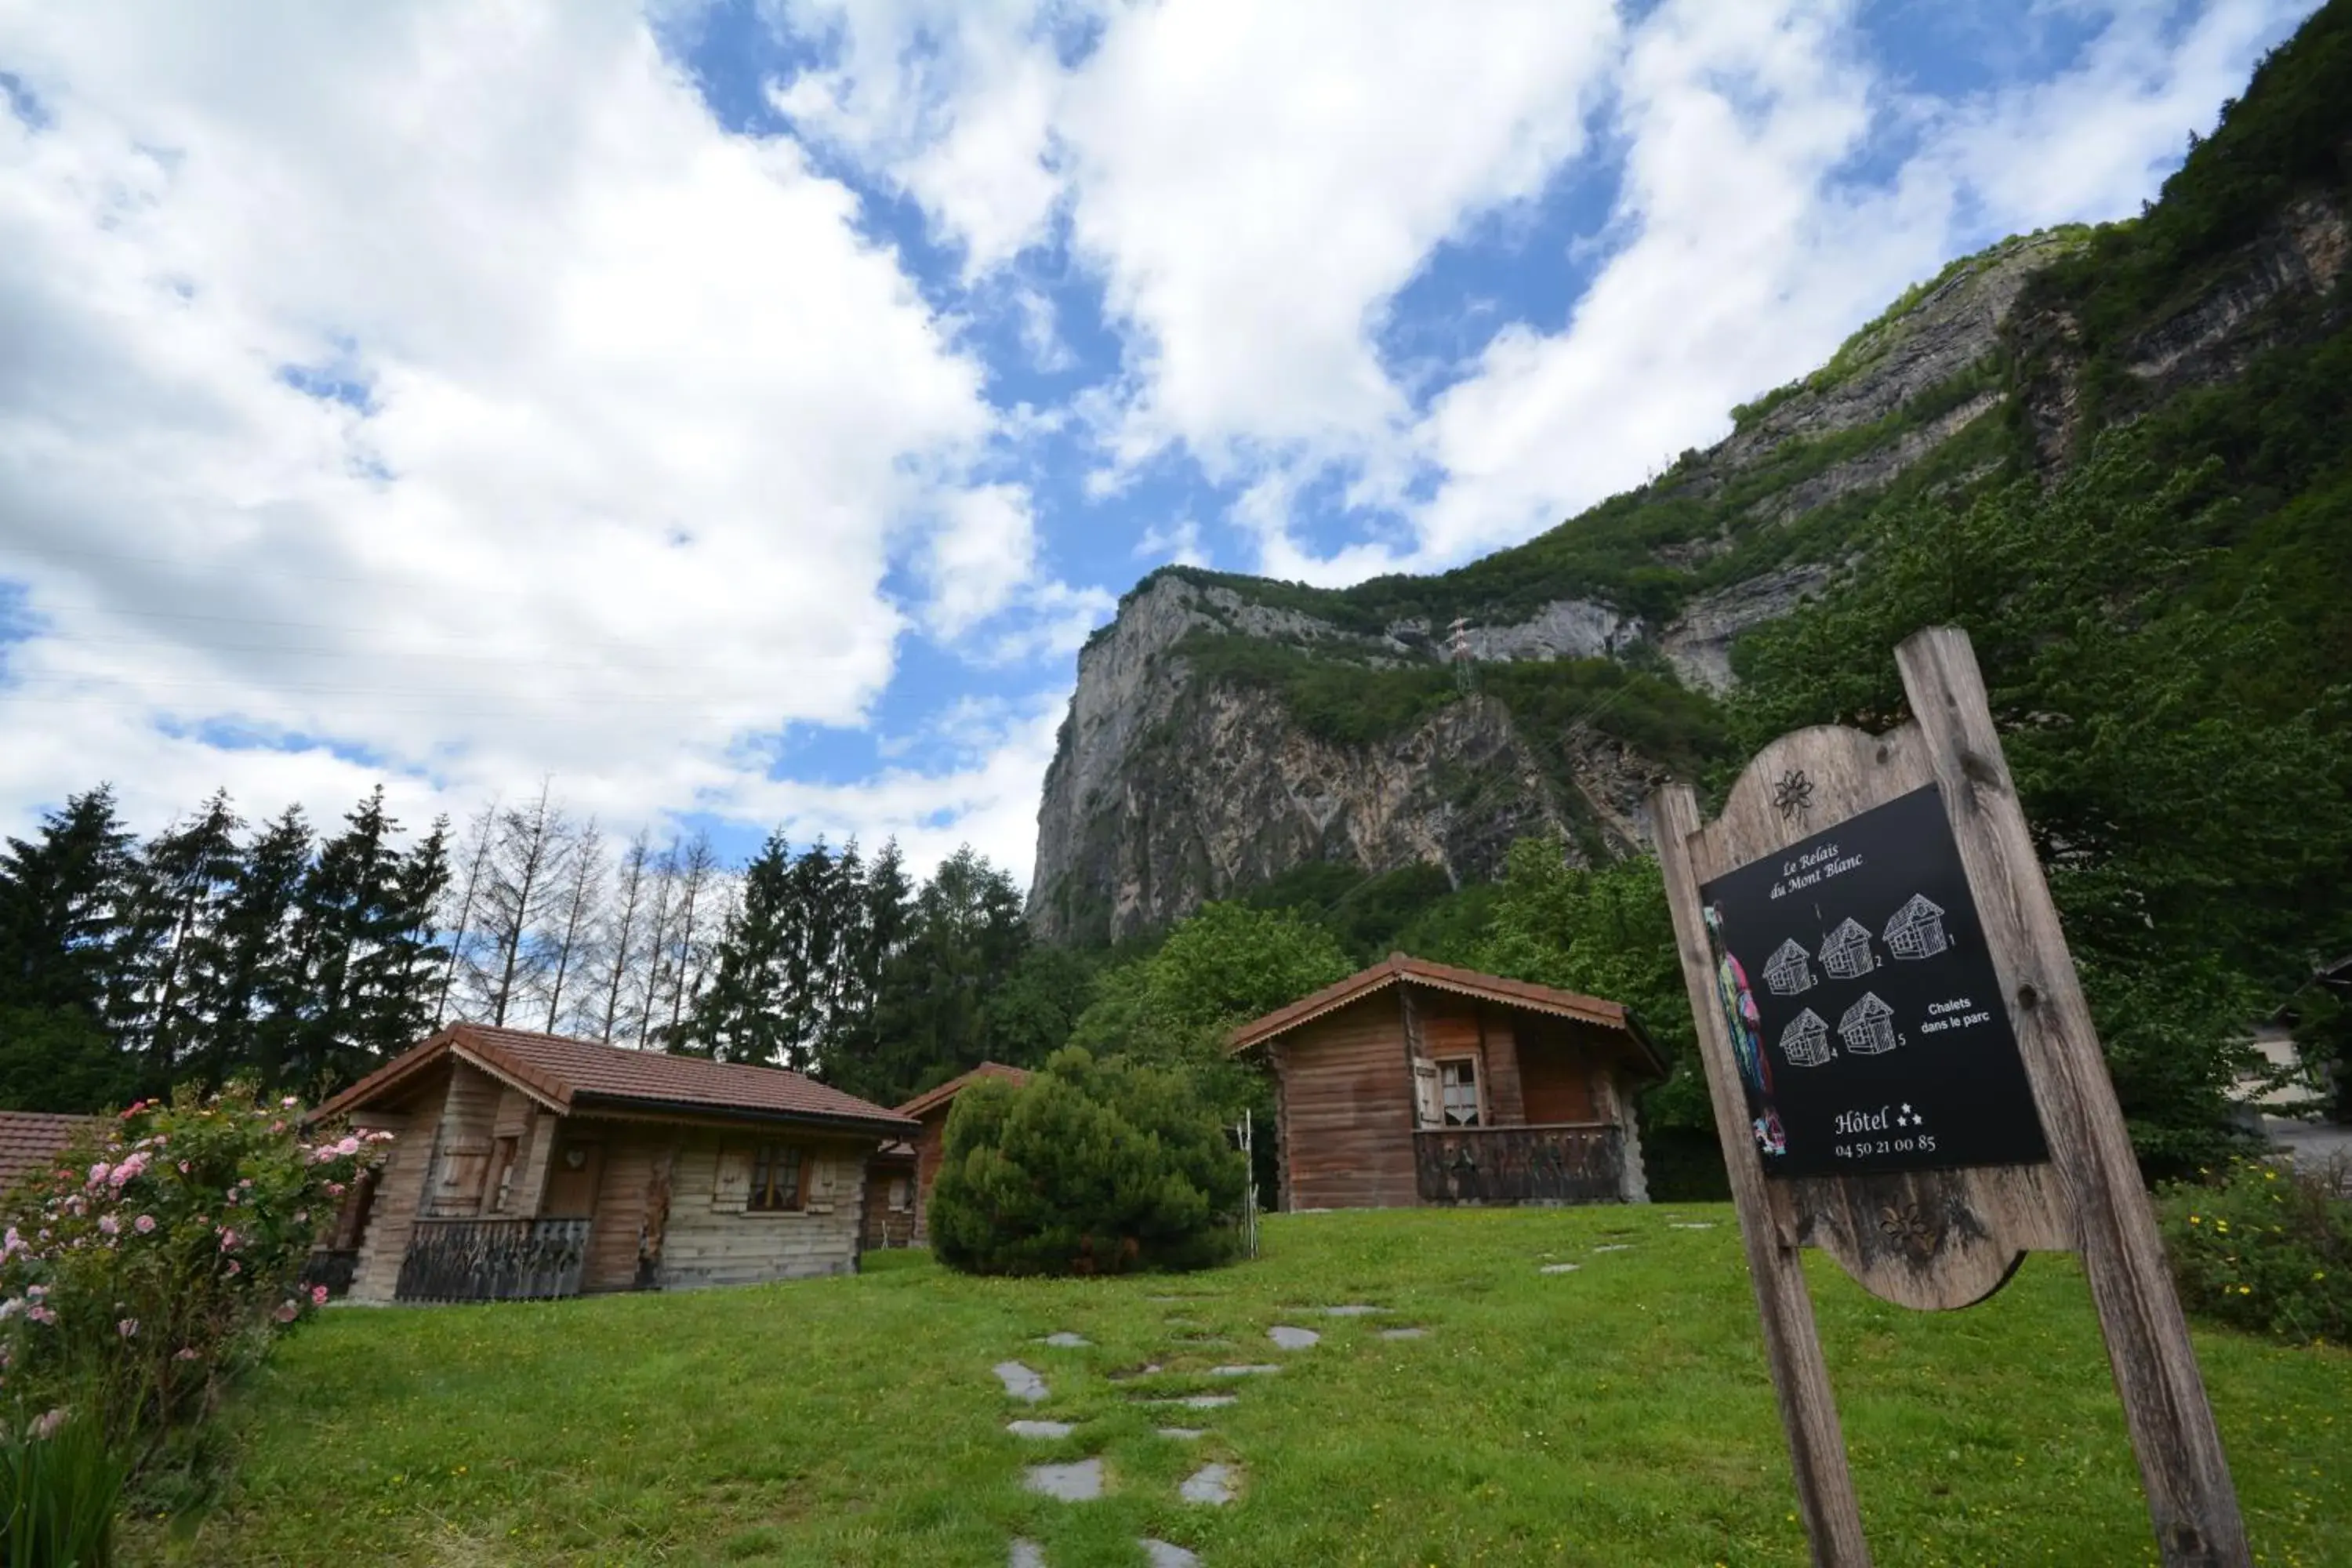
[1894,628,2249,1566]
[1656,783,1872,1567]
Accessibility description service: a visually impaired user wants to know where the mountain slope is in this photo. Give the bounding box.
[1029,9,2352,947]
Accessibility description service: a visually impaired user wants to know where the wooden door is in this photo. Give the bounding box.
[543,1138,604,1219]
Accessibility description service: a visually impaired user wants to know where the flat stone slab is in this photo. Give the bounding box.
[1181,1462,1238,1505]
[1267,1326,1320,1350]
[1007,1420,1075,1439]
[1668,1221,1718,1229]
[1142,1541,1200,1567]
[1036,1332,1091,1348]
[1208,1364,1279,1377]
[1540,1263,1581,1274]
[1144,1394,1236,1409]
[994,1363,1048,1402]
[1023,1457,1102,1502]
[1009,1541,1045,1568]
[1317,1303,1388,1316]
[1379,1327,1428,1340]
[1156,1426,1206,1440]
[1592,1243,1634,1253]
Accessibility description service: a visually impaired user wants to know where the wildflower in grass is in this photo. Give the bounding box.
[28,1305,56,1325]
[29,1407,67,1440]
[116,1319,136,1338]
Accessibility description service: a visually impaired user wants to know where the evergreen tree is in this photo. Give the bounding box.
[198,805,311,1092]
[0,786,140,1111]
[114,790,244,1088]
[685,829,796,1065]
[851,847,1029,1103]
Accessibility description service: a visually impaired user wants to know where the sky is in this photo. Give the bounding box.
[0,0,2318,887]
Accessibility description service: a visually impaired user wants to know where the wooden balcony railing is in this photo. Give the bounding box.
[394,1218,593,1304]
[1414,1123,1624,1205]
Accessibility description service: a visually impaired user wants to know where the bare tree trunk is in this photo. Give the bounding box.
[633,842,680,1051]
[541,818,604,1034]
[664,833,717,1044]
[484,780,567,1028]
[435,797,499,1027]
[597,831,651,1045]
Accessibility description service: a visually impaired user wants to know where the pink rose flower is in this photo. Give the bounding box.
[217,1228,239,1251]
[281,1096,299,1109]
[311,1284,330,1306]
[28,1306,56,1326]
[97,1215,118,1236]
[134,1214,155,1234]
[224,1260,240,1276]
[272,1301,299,1324]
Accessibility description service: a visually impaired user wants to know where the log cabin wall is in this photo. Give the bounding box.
[579,1123,659,1292]
[1270,993,1420,1210]
[1517,1018,1601,1125]
[650,1130,869,1290]
[860,1158,916,1250]
[347,1066,449,1303]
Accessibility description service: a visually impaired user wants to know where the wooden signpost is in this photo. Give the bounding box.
[1651,626,2249,1568]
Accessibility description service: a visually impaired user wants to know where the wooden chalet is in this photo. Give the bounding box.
[1227,954,1666,1211]
[0,1112,99,1196]
[310,1025,918,1303]
[858,1141,919,1251]
[893,1062,1030,1242]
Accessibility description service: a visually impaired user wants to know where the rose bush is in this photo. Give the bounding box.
[0,1083,390,1455]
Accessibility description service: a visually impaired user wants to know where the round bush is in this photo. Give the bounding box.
[929,1047,1248,1276]
[2156,1156,2350,1345]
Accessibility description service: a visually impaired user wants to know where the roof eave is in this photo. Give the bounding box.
[567,1091,919,1138]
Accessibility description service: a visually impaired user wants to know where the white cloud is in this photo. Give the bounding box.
[0,1,1024,846]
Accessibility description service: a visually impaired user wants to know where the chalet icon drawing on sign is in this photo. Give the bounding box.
[1818,918,1876,981]
[1838,992,1899,1055]
[1882,894,1948,960]
[1780,1008,1834,1068]
[1763,939,1816,996]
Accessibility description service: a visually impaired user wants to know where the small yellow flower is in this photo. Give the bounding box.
[2239,1286,2252,1295]
[2188,1215,2201,1225]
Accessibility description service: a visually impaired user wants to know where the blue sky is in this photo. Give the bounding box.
[0,0,2315,882]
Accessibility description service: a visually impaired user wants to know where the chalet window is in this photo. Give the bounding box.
[887,1175,912,1211]
[1439,1059,1482,1127]
[747,1144,805,1212]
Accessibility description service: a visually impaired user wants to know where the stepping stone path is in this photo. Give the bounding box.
[1541,1263,1581,1275]
[1317,1304,1387,1316]
[994,1363,1048,1403]
[1181,1463,1238,1505]
[1209,1363,1279,1377]
[1379,1327,1428,1340]
[1036,1332,1091,1347]
[1023,1458,1102,1501]
[1267,1325,1319,1349]
[1157,1426,1206,1440]
[1007,1420,1074,1439]
[1142,1541,1200,1567]
[1009,1541,1045,1568]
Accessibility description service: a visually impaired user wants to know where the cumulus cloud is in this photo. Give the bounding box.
[0,1,1051,849]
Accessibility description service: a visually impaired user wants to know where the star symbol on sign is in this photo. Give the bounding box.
[1772,769,1815,822]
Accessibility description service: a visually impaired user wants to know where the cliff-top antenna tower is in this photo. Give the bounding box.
[1448,616,1477,694]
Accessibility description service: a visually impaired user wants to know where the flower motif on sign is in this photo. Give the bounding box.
[1772,768,1814,822]
[1877,1203,1940,1260]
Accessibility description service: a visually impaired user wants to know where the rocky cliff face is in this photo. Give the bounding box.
[1029,187,2352,946]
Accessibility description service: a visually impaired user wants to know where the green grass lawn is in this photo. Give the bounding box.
[143,1205,2349,1566]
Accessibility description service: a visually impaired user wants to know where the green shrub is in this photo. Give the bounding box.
[2156,1156,2351,1345]
[930,1047,1248,1277]
[0,1410,123,1567]
[0,1084,390,1457]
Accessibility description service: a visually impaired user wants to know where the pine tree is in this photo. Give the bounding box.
[0,786,140,1110]
[114,790,244,1087]
[685,830,793,1065]
[199,805,311,1091]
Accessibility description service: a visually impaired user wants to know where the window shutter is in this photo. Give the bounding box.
[712,1148,751,1211]
[1412,1059,1441,1127]
[808,1154,835,1213]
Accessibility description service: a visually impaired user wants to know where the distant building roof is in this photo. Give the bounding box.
[1225,953,1665,1077]
[312,1025,918,1136]
[0,1112,98,1194]
[895,1062,1032,1121]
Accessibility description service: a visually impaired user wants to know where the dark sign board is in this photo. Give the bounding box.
[1697,783,2049,1178]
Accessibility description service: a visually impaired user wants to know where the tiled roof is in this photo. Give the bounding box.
[0,1112,99,1195]
[312,1025,918,1134]
[1226,953,1665,1076]
[894,1062,1030,1121]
